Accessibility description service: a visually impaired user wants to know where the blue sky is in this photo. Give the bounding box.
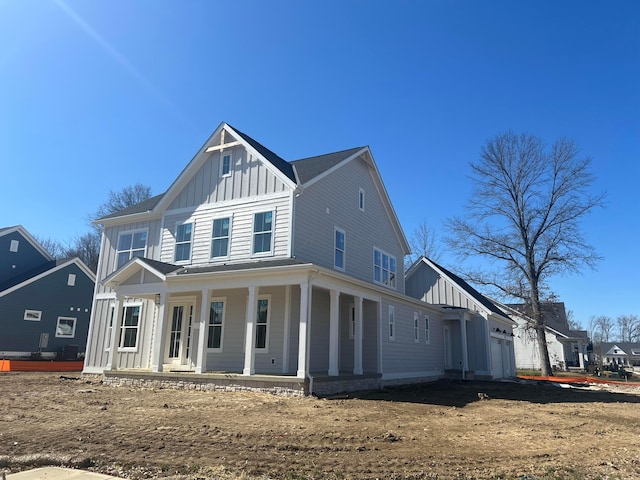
[1,0,638,328]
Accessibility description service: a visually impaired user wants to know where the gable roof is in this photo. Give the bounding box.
[599,342,640,356]
[98,193,165,221]
[291,147,366,184]
[506,302,573,336]
[0,225,54,261]
[407,256,508,318]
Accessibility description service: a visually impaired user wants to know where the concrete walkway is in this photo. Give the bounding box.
[5,467,121,480]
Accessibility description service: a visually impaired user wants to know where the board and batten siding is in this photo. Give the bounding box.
[293,155,406,293]
[160,194,292,265]
[168,146,290,211]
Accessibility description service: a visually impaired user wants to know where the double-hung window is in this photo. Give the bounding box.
[120,305,141,350]
[253,211,273,255]
[211,217,230,258]
[334,228,345,270]
[56,317,76,338]
[373,248,397,289]
[220,153,232,177]
[388,306,395,340]
[256,297,270,350]
[116,230,147,268]
[175,223,193,262]
[208,299,225,351]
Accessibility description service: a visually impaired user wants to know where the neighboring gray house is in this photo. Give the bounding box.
[0,226,95,358]
[597,342,640,369]
[83,122,509,395]
[405,257,516,380]
[504,302,589,371]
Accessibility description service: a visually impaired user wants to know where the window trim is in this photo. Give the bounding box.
[388,305,395,341]
[104,303,115,351]
[334,227,346,271]
[115,228,148,270]
[10,239,19,252]
[24,309,42,321]
[211,216,232,260]
[55,316,77,338]
[373,248,397,289]
[118,303,142,352]
[207,297,226,352]
[414,312,420,343]
[424,316,430,344]
[255,295,271,352]
[349,303,355,340]
[67,273,76,286]
[252,210,274,257]
[174,221,194,263]
[220,152,232,177]
[359,188,365,212]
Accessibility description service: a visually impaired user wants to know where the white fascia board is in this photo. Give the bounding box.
[96,211,162,228]
[0,258,92,299]
[0,225,54,261]
[102,258,168,288]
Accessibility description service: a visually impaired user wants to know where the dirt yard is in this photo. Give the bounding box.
[1,373,640,480]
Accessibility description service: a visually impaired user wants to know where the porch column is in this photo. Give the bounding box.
[105,295,123,371]
[243,285,258,375]
[353,296,363,375]
[460,314,469,380]
[578,341,585,369]
[328,289,340,376]
[195,289,211,374]
[151,291,168,372]
[282,285,291,374]
[297,280,310,378]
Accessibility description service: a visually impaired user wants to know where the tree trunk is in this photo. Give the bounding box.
[531,293,553,376]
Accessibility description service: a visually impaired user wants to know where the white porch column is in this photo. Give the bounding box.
[578,341,585,369]
[328,289,340,376]
[151,291,168,372]
[105,295,123,371]
[282,285,291,374]
[460,314,469,380]
[353,296,363,375]
[243,285,258,376]
[195,289,211,374]
[297,280,310,378]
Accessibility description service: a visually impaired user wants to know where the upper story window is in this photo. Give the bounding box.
[175,223,193,262]
[211,217,231,258]
[116,230,147,269]
[334,228,345,270]
[10,239,19,252]
[220,153,232,177]
[373,248,396,289]
[359,188,365,212]
[253,211,273,255]
[67,274,76,286]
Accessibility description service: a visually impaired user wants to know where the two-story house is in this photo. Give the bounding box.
[0,225,95,359]
[83,122,512,395]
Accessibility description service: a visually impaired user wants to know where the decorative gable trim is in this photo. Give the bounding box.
[102,257,180,288]
[0,225,54,261]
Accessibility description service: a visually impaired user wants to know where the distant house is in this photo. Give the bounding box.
[597,342,640,369]
[405,257,516,380]
[504,302,589,371]
[0,226,95,359]
[83,122,515,396]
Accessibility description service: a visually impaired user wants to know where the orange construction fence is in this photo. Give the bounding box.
[0,360,84,372]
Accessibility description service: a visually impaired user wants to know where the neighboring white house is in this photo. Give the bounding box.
[503,302,589,371]
[83,122,513,395]
[597,342,640,370]
[405,257,516,380]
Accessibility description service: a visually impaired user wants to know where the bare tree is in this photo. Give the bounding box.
[446,131,605,376]
[92,183,153,221]
[590,315,615,344]
[566,309,582,331]
[65,232,102,273]
[617,314,640,343]
[34,235,67,259]
[406,219,442,268]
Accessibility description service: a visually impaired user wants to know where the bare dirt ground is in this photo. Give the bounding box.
[1,372,640,480]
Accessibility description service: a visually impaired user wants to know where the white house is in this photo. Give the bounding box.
[83,122,513,395]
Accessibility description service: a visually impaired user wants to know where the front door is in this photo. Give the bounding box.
[165,302,194,368]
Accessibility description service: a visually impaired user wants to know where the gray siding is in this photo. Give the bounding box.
[0,231,49,285]
[168,146,289,211]
[293,155,406,293]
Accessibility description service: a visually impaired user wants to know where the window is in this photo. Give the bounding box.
[10,239,19,252]
[359,188,365,211]
[349,303,355,339]
[56,317,76,338]
[175,223,193,262]
[105,304,115,351]
[208,299,225,350]
[388,306,395,340]
[424,316,430,344]
[67,274,76,286]
[211,217,230,258]
[334,228,345,270]
[116,230,147,268]
[220,153,232,177]
[414,313,419,343]
[24,310,42,321]
[253,211,273,254]
[119,305,141,350]
[256,297,270,350]
[374,248,397,288]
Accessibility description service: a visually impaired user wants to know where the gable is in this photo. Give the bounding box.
[0,226,53,286]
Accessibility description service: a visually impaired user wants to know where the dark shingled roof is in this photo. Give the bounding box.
[427,258,507,318]
[136,257,183,275]
[98,193,165,221]
[228,124,296,183]
[176,258,310,275]
[291,147,366,184]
